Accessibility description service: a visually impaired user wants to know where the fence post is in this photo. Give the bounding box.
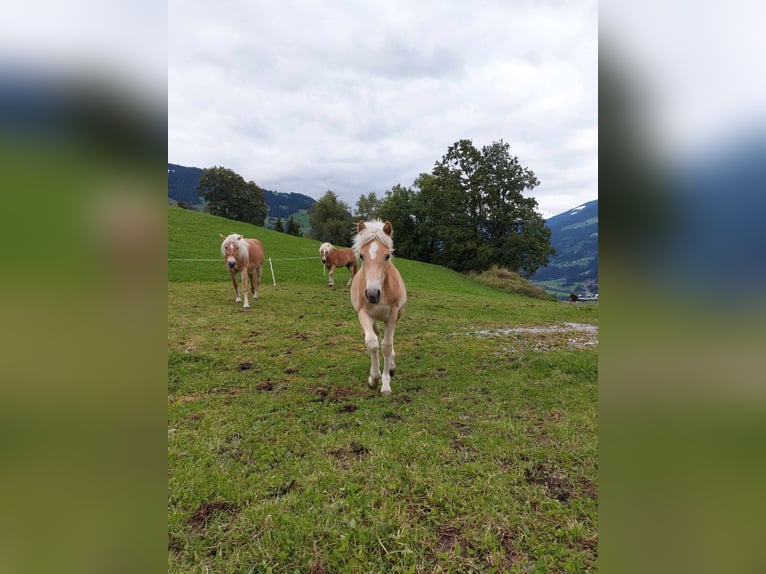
[269,257,276,286]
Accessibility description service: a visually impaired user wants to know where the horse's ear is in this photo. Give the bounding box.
[356,221,366,233]
[236,235,243,241]
[219,234,226,239]
[383,221,393,237]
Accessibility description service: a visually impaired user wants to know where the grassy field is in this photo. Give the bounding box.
[168,207,598,573]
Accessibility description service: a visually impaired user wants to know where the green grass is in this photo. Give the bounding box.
[168,206,598,573]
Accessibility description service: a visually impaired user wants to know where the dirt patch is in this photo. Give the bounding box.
[338,404,358,413]
[284,367,299,374]
[237,362,252,371]
[188,499,237,530]
[498,529,528,567]
[467,322,598,351]
[524,462,575,502]
[382,411,402,422]
[256,379,274,391]
[436,526,461,552]
[330,441,369,460]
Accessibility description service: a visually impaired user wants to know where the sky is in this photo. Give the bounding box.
[168,0,597,219]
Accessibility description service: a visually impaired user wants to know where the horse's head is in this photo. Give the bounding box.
[220,233,242,270]
[319,242,333,263]
[353,220,394,304]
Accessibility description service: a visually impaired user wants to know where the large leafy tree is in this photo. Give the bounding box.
[354,192,381,221]
[308,191,353,245]
[376,182,427,261]
[197,166,268,226]
[426,139,554,276]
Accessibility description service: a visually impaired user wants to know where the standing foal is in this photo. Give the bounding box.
[219,233,264,309]
[350,220,407,395]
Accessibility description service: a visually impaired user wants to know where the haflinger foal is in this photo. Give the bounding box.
[219,233,264,309]
[350,220,407,395]
[319,242,358,287]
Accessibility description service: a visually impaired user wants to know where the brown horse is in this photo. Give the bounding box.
[350,220,407,395]
[219,233,264,309]
[319,242,357,287]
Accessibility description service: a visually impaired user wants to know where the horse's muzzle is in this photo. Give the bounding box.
[227,260,236,269]
[365,288,381,304]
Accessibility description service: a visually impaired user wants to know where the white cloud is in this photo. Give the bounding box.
[169,0,597,217]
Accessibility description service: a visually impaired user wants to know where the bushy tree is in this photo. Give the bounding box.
[273,216,285,232]
[354,192,381,221]
[427,139,553,276]
[308,191,353,245]
[197,166,268,226]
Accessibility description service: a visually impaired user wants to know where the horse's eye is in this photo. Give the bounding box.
[385,254,391,260]
[360,254,364,260]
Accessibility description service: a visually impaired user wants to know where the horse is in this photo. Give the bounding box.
[319,242,358,287]
[219,233,264,309]
[350,220,407,395]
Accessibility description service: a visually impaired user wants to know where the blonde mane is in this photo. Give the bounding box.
[319,242,335,254]
[220,233,249,260]
[352,220,394,255]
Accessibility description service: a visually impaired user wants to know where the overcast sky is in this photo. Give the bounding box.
[169,0,597,218]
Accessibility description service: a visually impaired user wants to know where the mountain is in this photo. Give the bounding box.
[531,199,598,298]
[167,163,317,230]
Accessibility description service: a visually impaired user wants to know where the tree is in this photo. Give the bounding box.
[285,215,303,237]
[425,139,554,276]
[273,217,285,232]
[354,192,381,221]
[196,166,268,226]
[308,191,353,245]
[376,183,425,261]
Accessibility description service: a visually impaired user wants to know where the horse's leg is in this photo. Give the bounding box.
[380,316,398,395]
[358,311,381,390]
[253,266,262,299]
[241,268,250,309]
[231,272,241,303]
[248,269,255,295]
[346,261,354,286]
[328,264,336,287]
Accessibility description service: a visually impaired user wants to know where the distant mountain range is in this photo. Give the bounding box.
[167,163,317,229]
[531,199,598,298]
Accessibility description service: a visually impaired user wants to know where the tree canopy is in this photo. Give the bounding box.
[372,139,554,277]
[196,166,268,226]
[308,191,353,246]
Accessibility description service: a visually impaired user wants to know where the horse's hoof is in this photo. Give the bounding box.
[381,389,392,396]
[367,377,377,389]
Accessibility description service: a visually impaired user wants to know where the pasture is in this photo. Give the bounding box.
[168,207,598,573]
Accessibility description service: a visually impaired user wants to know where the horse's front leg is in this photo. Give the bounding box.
[241,269,250,309]
[231,272,241,303]
[328,264,336,287]
[358,311,381,390]
[346,263,354,286]
[380,316,398,395]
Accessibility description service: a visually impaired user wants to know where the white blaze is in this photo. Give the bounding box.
[369,242,378,260]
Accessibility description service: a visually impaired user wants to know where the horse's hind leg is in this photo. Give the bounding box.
[253,266,262,299]
[346,262,355,286]
[248,269,255,295]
